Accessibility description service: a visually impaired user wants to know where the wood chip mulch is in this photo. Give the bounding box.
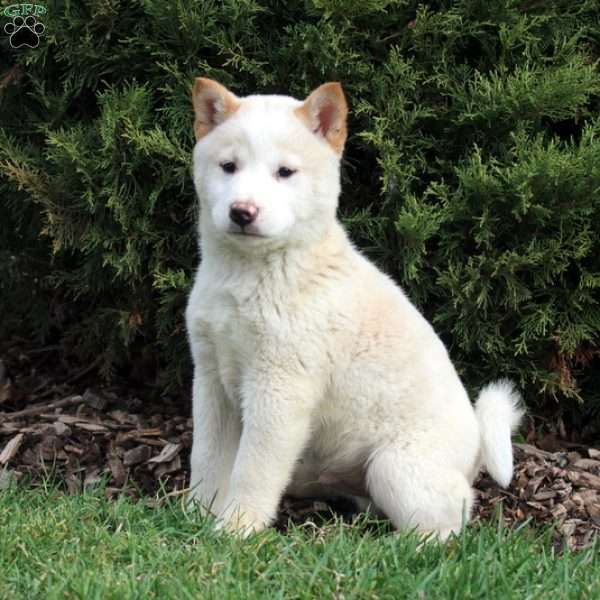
[476,444,600,551]
[0,354,599,551]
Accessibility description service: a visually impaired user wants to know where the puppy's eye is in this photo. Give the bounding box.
[221,161,237,174]
[277,166,296,179]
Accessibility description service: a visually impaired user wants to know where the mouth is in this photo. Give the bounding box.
[228,229,266,239]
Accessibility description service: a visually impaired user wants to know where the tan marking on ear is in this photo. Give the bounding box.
[192,78,241,141]
[295,82,348,155]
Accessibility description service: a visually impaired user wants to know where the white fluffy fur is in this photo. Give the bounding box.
[186,82,524,539]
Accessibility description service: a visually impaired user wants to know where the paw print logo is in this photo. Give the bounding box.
[4,15,45,48]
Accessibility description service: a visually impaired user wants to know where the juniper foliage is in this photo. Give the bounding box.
[1,1,599,422]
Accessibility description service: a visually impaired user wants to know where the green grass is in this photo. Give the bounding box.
[0,485,598,599]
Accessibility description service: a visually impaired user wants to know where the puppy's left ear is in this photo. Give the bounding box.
[295,82,348,155]
[192,78,240,141]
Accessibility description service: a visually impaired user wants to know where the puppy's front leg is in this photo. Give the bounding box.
[188,345,241,516]
[217,369,317,536]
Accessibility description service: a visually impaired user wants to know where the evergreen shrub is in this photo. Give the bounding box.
[1,1,599,423]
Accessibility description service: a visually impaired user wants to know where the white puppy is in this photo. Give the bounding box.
[186,78,523,539]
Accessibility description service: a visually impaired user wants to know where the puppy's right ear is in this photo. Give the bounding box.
[192,78,240,141]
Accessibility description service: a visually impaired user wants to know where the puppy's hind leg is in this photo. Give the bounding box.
[366,445,474,541]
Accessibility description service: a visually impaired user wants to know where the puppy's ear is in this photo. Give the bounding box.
[295,82,348,155]
[192,78,240,141]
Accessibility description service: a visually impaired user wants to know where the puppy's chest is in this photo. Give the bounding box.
[198,290,288,404]
[199,294,258,401]
[193,267,335,404]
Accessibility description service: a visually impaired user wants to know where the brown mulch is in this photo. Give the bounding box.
[476,444,600,550]
[1,349,599,551]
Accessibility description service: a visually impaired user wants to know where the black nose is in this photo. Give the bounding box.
[229,202,258,227]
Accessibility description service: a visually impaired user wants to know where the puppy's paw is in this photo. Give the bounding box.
[186,496,216,519]
[215,503,269,538]
[186,487,224,518]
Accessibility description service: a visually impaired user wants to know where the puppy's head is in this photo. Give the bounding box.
[191,78,347,250]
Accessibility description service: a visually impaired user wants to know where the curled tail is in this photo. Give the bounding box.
[475,380,524,487]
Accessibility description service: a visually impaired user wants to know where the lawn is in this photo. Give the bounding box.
[0,485,598,599]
